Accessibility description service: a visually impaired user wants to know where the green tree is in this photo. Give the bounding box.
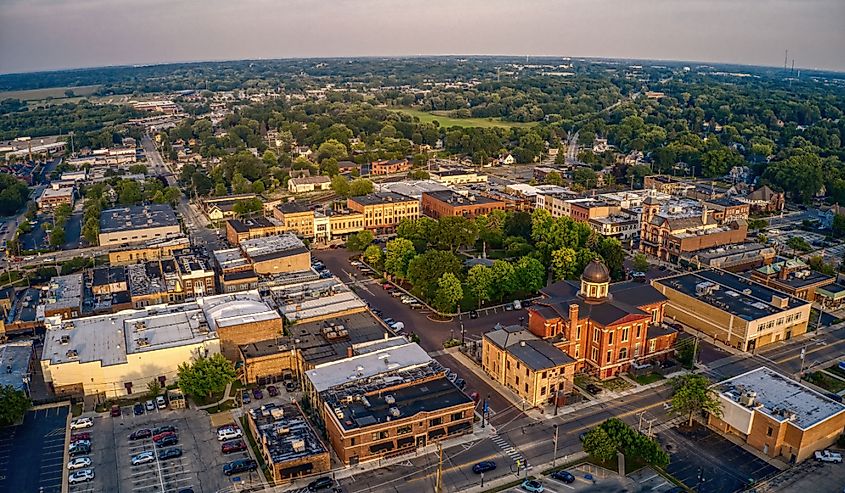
[317,139,348,162]
[787,236,812,252]
[573,167,598,189]
[214,182,228,196]
[433,216,478,252]
[582,427,617,463]
[176,354,236,401]
[49,226,65,247]
[147,379,162,399]
[0,385,30,426]
[407,250,462,300]
[346,230,375,252]
[364,244,384,270]
[490,260,516,302]
[633,253,650,273]
[384,238,416,280]
[551,247,579,280]
[670,374,722,427]
[512,257,546,294]
[331,175,350,197]
[231,172,252,194]
[118,180,143,205]
[433,272,463,314]
[349,178,374,196]
[252,180,266,194]
[466,264,496,308]
[232,198,263,217]
[597,238,625,280]
[544,171,564,186]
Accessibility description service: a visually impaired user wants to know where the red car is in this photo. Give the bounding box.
[267,385,279,397]
[110,405,121,417]
[382,283,392,290]
[221,439,248,454]
[152,431,176,442]
[71,432,91,442]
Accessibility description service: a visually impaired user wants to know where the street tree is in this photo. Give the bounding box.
[407,250,462,300]
[466,264,495,308]
[632,253,650,273]
[512,257,546,293]
[0,385,31,426]
[551,247,578,280]
[176,354,237,401]
[232,198,263,217]
[346,230,374,252]
[147,379,162,399]
[670,374,722,428]
[433,272,463,314]
[349,178,374,196]
[582,427,617,463]
[384,238,416,280]
[331,175,350,197]
[490,260,516,302]
[364,245,384,270]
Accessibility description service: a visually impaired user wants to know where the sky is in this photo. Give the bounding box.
[1,0,844,74]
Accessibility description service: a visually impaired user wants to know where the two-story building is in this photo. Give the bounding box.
[347,193,419,234]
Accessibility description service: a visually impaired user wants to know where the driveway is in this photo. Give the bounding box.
[0,404,69,493]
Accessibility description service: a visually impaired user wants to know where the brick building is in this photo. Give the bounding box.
[370,159,410,176]
[239,234,311,276]
[750,258,835,302]
[347,193,419,234]
[420,190,506,219]
[273,202,316,238]
[527,260,677,379]
[225,216,287,246]
[710,367,845,463]
[482,325,576,408]
[653,270,811,352]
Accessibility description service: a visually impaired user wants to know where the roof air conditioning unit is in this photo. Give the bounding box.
[739,391,757,407]
[66,349,79,360]
[385,395,396,405]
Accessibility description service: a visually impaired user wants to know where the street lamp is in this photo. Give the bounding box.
[552,424,559,467]
[460,322,465,345]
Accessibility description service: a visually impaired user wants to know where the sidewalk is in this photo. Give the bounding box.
[194,381,233,411]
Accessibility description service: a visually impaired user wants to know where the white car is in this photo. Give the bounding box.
[217,428,243,441]
[131,451,155,466]
[155,395,167,409]
[145,400,156,412]
[68,468,95,484]
[67,457,92,470]
[815,450,843,463]
[70,417,94,430]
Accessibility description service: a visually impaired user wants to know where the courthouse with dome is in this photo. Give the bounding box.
[526,259,679,379]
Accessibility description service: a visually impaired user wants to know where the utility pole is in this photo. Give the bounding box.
[637,411,645,432]
[799,346,806,377]
[552,424,559,467]
[435,441,443,493]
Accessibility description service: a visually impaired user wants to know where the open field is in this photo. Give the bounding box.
[0,85,101,101]
[391,107,537,128]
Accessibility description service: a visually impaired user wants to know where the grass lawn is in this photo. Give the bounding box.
[631,372,665,385]
[204,399,237,414]
[0,85,101,101]
[600,377,633,392]
[586,453,648,475]
[804,371,845,393]
[391,107,537,128]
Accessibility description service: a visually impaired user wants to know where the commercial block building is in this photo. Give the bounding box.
[750,258,835,302]
[99,204,181,247]
[36,185,74,211]
[245,403,330,483]
[482,325,576,408]
[288,176,331,194]
[527,260,677,379]
[240,234,311,276]
[709,367,845,463]
[202,194,257,223]
[653,270,812,352]
[0,340,34,393]
[370,159,411,176]
[41,273,84,319]
[225,216,287,246]
[347,193,419,234]
[421,190,506,219]
[273,202,316,238]
[108,236,191,265]
[429,169,488,185]
[213,248,259,294]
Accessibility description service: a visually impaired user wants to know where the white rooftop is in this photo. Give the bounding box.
[213,248,250,269]
[199,291,282,330]
[43,273,83,311]
[714,367,845,430]
[281,291,366,322]
[241,234,305,258]
[306,341,432,393]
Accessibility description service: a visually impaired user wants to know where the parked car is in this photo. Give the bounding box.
[448,372,458,383]
[71,432,91,442]
[241,391,251,404]
[307,476,334,491]
[285,381,298,392]
[110,405,121,417]
[504,303,514,311]
[409,302,423,309]
[390,321,405,332]
[158,447,182,460]
[252,388,264,400]
[133,402,145,416]
[217,423,238,433]
[217,428,243,441]
[129,429,152,441]
[70,417,94,430]
[382,318,395,326]
[513,299,522,310]
[521,479,544,492]
[152,425,177,435]
[472,461,497,474]
[551,470,575,483]
[585,383,603,395]
[221,439,248,454]
[69,439,91,449]
[222,458,257,476]
[68,469,95,484]
[68,443,91,457]
[155,396,167,409]
[131,451,155,466]
[145,400,155,412]
[155,435,178,447]
[267,385,279,397]
[382,283,392,290]
[815,450,843,463]
[390,291,403,298]
[631,271,647,282]
[152,431,176,442]
[67,457,92,470]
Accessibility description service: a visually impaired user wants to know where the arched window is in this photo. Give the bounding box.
[619,347,628,360]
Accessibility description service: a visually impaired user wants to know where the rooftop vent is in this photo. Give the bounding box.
[739,391,757,407]
[66,349,79,360]
[384,395,396,405]
[389,407,401,418]
[60,335,70,345]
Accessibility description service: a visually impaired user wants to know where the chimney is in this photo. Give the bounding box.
[568,303,579,339]
[777,264,788,281]
[701,204,709,224]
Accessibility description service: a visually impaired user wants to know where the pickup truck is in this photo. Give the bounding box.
[814,450,843,463]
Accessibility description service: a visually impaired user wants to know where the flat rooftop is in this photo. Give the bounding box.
[0,340,33,391]
[423,190,501,206]
[280,291,366,322]
[377,180,451,199]
[248,404,327,466]
[227,216,282,233]
[199,291,281,331]
[655,270,808,321]
[100,204,178,233]
[241,234,308,262]
[43,273,83,311]
[349,192,415,206]
[92,266,127,287]
[306,341,432,394]
[328,377,472,432]
[714,367,845,430]
[213,248,250,270]
[284,312,389,366]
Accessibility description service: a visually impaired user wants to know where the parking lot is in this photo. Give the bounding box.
[500,464,636,493]
[661,425,779,493]
[77,404,259,493]
[0,404,69,493]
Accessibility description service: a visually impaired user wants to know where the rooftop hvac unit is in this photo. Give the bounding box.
[384,395,396,405]
[389,407,401,418]
[739,391,757,407]
[136,338,150,347]
[60,335,70,345]
[361,396,371,407]
[274,426,290,436]
[66,349,79,360]
[291,438,306,453]
[333,407,344,419]
[270,408,284,420]
[742,289,752,295]
[342,395,354,404]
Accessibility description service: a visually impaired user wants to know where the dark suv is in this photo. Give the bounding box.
[307,476,334,491]
[223,459,257,476]
[129,428,152,441]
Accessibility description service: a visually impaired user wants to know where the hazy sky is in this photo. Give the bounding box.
[1,0,844,74]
